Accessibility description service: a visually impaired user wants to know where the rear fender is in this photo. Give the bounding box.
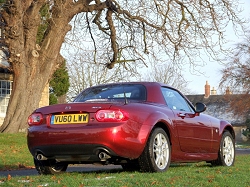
[137,111,175,151]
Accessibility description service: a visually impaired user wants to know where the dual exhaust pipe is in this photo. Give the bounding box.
[36,151,111,161]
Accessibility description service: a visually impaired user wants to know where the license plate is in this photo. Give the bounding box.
[51,114,89,124]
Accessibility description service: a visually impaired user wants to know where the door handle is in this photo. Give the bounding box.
[178,113,186,117]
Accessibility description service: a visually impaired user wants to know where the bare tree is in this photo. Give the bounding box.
[66,52,134,101]
[220,32,250,117]
[0,0,246,132]
[141,63,190,94]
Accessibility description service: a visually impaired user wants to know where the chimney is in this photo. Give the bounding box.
[225,87,232,95]
[211,87,217,95]
[204,81,210,98]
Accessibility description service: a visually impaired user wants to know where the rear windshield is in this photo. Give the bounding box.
[74,84,147,102]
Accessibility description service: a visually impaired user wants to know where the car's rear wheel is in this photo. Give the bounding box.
[34,158,68,175]
[211,131,235,166]
[138,128,171,172]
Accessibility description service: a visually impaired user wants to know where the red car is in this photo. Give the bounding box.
[27,82,235,174]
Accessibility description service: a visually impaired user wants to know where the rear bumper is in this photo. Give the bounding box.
[27,122,149,161]
[29,144,118,162]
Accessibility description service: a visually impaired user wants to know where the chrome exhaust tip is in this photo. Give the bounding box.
[36,153,48,160]
[98,152,111,161]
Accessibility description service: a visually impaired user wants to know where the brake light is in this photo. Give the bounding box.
[28,113,43,126]
[95,110,129,122]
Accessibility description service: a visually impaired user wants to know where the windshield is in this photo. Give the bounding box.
[74,84,147,102]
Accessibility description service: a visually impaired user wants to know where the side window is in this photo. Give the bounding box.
[161,87,193,112]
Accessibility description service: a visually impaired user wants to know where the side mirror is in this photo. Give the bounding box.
[195,102,206,113]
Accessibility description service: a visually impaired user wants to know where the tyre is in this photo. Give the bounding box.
[34,158,68,175]
[138,128,171,172]
[211,131,235,166]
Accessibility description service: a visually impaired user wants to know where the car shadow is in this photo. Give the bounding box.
[67,164,123,174]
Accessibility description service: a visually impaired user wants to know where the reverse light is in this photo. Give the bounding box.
[28,113,43,126]
[95,110,129,122]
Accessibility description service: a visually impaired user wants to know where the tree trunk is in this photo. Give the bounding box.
[0,63,47,132]
[0,39,67,133]
[0,43,58,133]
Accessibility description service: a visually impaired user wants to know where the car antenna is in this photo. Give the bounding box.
[122,85,128,105]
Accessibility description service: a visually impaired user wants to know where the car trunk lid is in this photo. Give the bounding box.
[35,102,116,115]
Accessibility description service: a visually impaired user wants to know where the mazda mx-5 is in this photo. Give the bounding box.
[27,82,235,174]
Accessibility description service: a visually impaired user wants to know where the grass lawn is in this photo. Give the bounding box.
[0,133,33,171]
[0,133,250,187]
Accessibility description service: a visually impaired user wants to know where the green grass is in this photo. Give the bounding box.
[0,133,33,171]
[0,133,250,187]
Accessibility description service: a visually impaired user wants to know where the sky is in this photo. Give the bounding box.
[183,0,250,95]
[61,0,250,95]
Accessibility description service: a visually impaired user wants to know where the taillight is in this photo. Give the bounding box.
[28,113,43,126]
[95,110,129,122]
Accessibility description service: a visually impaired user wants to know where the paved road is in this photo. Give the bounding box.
[0,164,123,177]
[235,148,250,155]
[0,149,249,177]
